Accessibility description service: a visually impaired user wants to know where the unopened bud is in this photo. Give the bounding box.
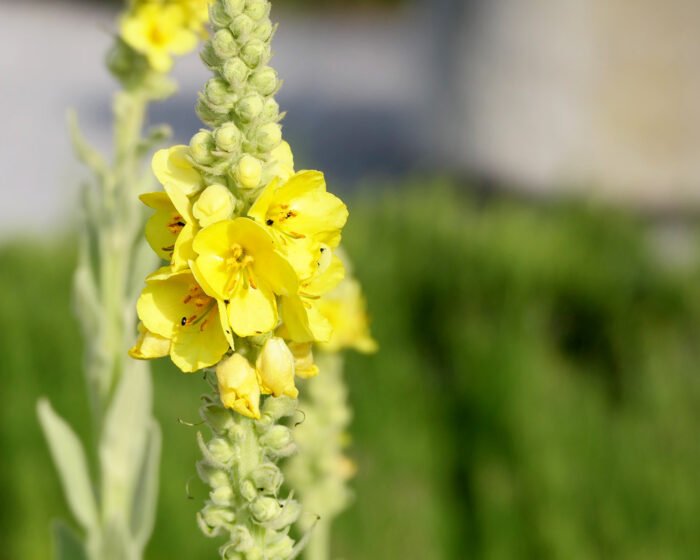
[223,0,246,18]
[250,463,283,494]
[260,395,297,421]
[263,499,301,531]
[250,496,281,523]
[230,13,254,38]
[260,425,292,450]
[235,94,263,122]
[208,437,235,464]
[256,337,297,398]
[240,39,268,69]
[222,58,250,89]
[190,130,216,165]
[288,342,319,379]
[260,98,280,122]
[252,20,274,42]
[245,0,270,21]
[255,122,283,153]
[200,404,235,434]
[205,77,234,107]
[210,484,235,507]
[239,479,258,502]
[198,505,236,536]
[197,461,230,488]
[249,67,278,96]
[193,184,236,228]
[227,525,255,552]
[200,42,221,70]
[235,155,262,189]
[264,536,294,558]
[210,2,233,28]
[214,123,243,153]
[213,29,238,59]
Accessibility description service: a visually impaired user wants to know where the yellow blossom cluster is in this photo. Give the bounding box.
[130,142,350,418]
[119,0,211,72]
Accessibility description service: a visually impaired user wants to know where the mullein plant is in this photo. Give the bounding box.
[128,0,373,558]
[37,1,208,558]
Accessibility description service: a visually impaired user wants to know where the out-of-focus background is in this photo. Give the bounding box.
[4,0,700,558]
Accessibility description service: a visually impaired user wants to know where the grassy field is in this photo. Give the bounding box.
[3,185,700,559]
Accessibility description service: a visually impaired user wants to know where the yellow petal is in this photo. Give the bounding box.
[171,303,230,373]
[153,146,202,196]
[256,337,298,398]
[129,323,170,360]
[228,277,277,337]
[217,354,261,419]
[279,295,332,343]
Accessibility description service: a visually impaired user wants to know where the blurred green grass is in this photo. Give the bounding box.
[3,184,700,559]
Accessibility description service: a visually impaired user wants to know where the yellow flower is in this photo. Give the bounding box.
[180,0,211,35]
[193,184,236,228]
[248,171,348,278]
[152,145,203,197]
[129,322,171,360]
[261,141,295,185]
[136,267,230,372]
[120,3,199,73]
[140,184,197,269]
[216,353,261,419]
[288,342,319,379]
[279,248,345,343]
[256,337,298,398]
[318,277,378,354]
[192,218,298,337]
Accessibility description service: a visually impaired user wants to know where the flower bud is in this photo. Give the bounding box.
[197,505,236,536]
[210,484,235,506]
[193,184,236,228]
[208,437,235,464]
[227,525,255,552]
[260,98,280,122]
[205,77,235,108]
[289,342,319,379]
[263,499,301,531]
[200,42,222,70]
[255,122,283,153]
[197,461,231,488]
[200,404,235,434]
[230,13,254,38]
[217,353,261,419]
[222,58,250,89]
[245,0,270,21]
[252,20,274,42]
[259,425,292,450]
[235,94,264,122]
[256,337,298,398]
[250,496,281,523]
[239,479,258,502]
[214,123,243,153]
[213,29,238,59]
[249,67,278,96]
[196,99,228,128]
[210,2,233,28]
[241,39,268,69]
[223,0,246,18]
[190,130,215,165]
[250,463,283,494]
[260,395,297,421]
[235,155,262,189]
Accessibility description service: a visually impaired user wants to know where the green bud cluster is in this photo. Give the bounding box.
[190,0,284,195]
[284,353,354,556]
[198,393,303,559]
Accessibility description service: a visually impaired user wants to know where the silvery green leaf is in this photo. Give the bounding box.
[99,360,152,526]
[130,419,162,548]
[37,399,98,532]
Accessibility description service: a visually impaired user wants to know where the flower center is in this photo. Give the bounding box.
[265,204,305,239]
[180,284,216,331]
[167,214,186,235]
[224,243,256,294]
